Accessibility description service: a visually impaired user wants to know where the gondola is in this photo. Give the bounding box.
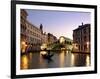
[41,53,54,59]
[41,50,54,59]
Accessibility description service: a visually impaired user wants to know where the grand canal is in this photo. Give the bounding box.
[21,50,90,69]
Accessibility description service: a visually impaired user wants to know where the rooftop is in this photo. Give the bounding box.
[73,23,90,31]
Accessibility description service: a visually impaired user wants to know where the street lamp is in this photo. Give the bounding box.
[86,42,89,52]
[22,41,26,45]
[73,43,78,52]
[86,42,89,47]
[21,41,27,53]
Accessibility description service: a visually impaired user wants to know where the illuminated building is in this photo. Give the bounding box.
[21,9,43,52]
[59,36,73,51]
[47,33,57,45]
[20,9,57,52]
[73,23,90,52]
[20,9,28,53]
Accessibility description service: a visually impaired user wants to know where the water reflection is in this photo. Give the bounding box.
[21,50,91,69]
[86,55,90,66]
[29,52,32,60]
[71,53,75,66]
[59,51,65,67]
[21,55,29,69]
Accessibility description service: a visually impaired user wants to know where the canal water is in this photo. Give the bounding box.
[21,50,90,69]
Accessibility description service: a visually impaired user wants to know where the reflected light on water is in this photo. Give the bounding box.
[39,51,47,68]
[59,51,65,67]
[86,55,90,66]
[21,51,91,69]
[29,52,32,60]
[66,51,68,53]
[71,53,75,66]
[21,55,28,69]
[39,52,43,64]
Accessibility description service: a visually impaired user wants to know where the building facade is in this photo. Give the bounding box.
[47,33,57,45]
[21,9,43,52]
[20,9,28,53]
[73,23,90,53]
[26,21,42,45]
[20,9,57,53]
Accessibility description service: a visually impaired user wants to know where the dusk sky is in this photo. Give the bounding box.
[26,9,91,39]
